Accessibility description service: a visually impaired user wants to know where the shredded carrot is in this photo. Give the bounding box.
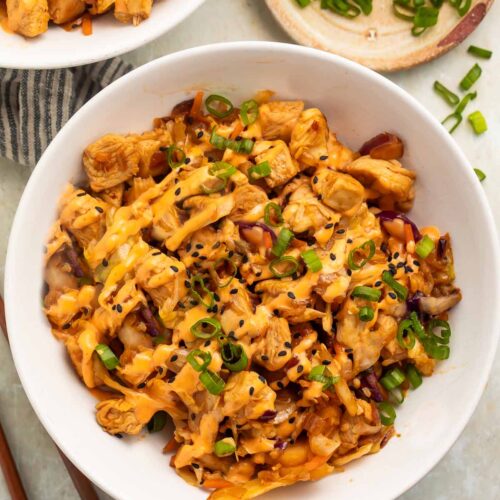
[230,121,244,139]
[163,435,178,453]
[190,91,204,117]
[203,479,234,490]
[263,231,273,249]
[404,223,414,245]
[82,14,92,36]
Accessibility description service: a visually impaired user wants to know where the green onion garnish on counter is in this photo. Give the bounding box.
[351,286,381,302]
[467,45,492,59]
[415,234,435,259]
[205,94,234,118]
[95,344,119,370]
[433,81,459,106]
[468,110,488,134]
[459,63,482,91]
[301,249,323,272]
[200,370,225,395]
[474,168,486,182]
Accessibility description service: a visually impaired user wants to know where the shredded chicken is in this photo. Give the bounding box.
[43,91,461,500]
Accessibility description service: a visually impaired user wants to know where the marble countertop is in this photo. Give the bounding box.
[0,0,499,498]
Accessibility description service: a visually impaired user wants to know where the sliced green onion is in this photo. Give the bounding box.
[415,234,435,259]
[442,112,463,134]
[474,168,486,182]
[214,437,236,457]
[467,45,492,59]
[449,0,471,16]
[295,0,311,6]
[240,99,259,125]
[221,342,248,372]
[190,318,222,339]
[269,256,299,278]
[468,110,488,135]
[199,369,225,395]
[205,94,234,118]
[382,271,408,301]
[271,227,294,257]
[351,286,381,302]
[380,367,406,390]
[428,319,451,345]
[409,311,426,341]
[95,344,119,370]
[226,137,254,154]
[187,349,212,372]
[201,177,227,194]
[388,387,405,405]
[459,63,482,91]
[397,319,416,350]
[248,161,271,181]
[209,161,237,179]
[210,128,227,150]
[348,239,375,270]
[421,337,450,360]
[212,257,237,288]
[165,145,186,169]
[308,365,339,390]
[147,411,168,433]
[378,402,396,425]
[264,202,283,227]
[406,364,423,389]
[354,0,372,15]
[190,275,215,309]
[392,0,415,21]
[412,6,439,36]
[456,91,477,114]
[301,249,323,272]
[433,81,459,107]
[359,306,374,322]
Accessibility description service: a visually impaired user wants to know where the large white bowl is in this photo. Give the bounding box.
[5,42,500,500]
[0,0,204,69]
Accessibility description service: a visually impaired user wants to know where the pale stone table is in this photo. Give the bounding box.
[0,0,499,498]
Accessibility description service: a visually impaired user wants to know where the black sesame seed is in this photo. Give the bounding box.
[297,365,304,373]
[320,155,328,161]
[230,288,238,295]
[255,272,262,277]
[102,258,109,267]
[186,243,192,252]
[192,463,199,469]
[137,382,146,389]
[322,360,331,365]
[312,349,317,355]
[277,381,285,389]
[204,340,211,347]
[413,260,420,267]
[212,241,221,249]
[388,256,393,263]
[62,323,71,330]
[258,375,266,384]
[284,341,292,348]
[212,305,219,313]
[347,238,353,244]
[389,268,396,276]
[288,417,296,423]
[228,250,234,258]
[195,243,204,249]
[77,192,86,197]
[330,253,336,261]
[287,292,295,299]
[171,355,178,362]
[174,178,179,184]
[184,157,191,164]
[375,281,382,287]
[336,229,345,234]
[184,280,191,288]
[95,206,104,213]
[325,223,334,229]
[239,320,245,327]
[112,305,116,311]
[192,251,200,258]
[405,266,413,273]
[397,262,404,268]
[179,340,186,347]
[293,332,301,339]
[152,251,162,256]
[278,350,287,357]
[168,376,176,383]
[116,304,123,313]
[289,438,295,444]
[249,387,255,396]
[170,265,179,272]
[261,355,269,361]
[394,252,400,259]
[388,292,397,299]
[347,269,352,276]
[197,131,204,139]
[313,176,319,184]
[115,433,123,439]
[242,255,249,264]
[191,413,196,420]
[214,293,220,302]
[273,309,279,316]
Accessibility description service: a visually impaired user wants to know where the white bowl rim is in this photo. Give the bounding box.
[5,41,500,500]
[0,0,205,70]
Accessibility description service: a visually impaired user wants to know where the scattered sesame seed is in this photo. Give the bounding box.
[77,192,86,197]
[394,252,400,259]
[258,375,266,383]
[325,223,334,229]
[204,340,211,347]
[284,341,292,348]
[312,349,317,355]
[347,238,353,244]
[184,157,191,164]
[388,256,393,263]
[330,253,336,261]
[102,258,108,267]
[228,250,234,258]
[62,323,71,330]
[112,305,116,311]
[336,229,346,234]
[322,360,331,365]
[289,417,296,423]
[293,333,301,339]
[239,320,245,327]
[168,376,176,383]
[347,269,352,276]
[186,243,192,252]
[230,288,238,295]
[273,309,279,316]
[388,292,397,299]
[277,381,285,389]
[115,433,123,439]
[212,241,221,249]
[116,304,123,313]
[413,260,420,267]
[214,293,220,302]
[197,131,204,139]
[278,350,287,357]
[242,255,249,264]
[249,387,255,396]
[137,382,146,389]
[261,355,269,361]
[184,280,191,288]
[375,281,382,287]
[191,413,196,420]
[171,355,178,362]
[95,206,104,213]
[192,463,199,469]
[192,251,200,258]
[320,155,328,161]
[313,176,318,184]
[152,251,162,256]
[195,243,204,249]
[297,365,304,373]
[405,266,413,273]
[199,256,207,261]
[397,262,404,268]
[287,292,296,299]
[170,265,179,272]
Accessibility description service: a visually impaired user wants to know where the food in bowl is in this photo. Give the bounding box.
[2,0,156,38]
[42,90,461,498]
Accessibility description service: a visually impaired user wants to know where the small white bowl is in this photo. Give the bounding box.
[5,42,500,500]
[0,0,204,69]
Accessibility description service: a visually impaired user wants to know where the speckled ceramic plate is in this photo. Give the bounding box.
[266,0,493,71]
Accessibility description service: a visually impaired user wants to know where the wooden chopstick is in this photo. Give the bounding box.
[0,295,98,500]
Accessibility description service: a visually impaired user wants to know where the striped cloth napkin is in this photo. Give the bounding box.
[0,57,133,168]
